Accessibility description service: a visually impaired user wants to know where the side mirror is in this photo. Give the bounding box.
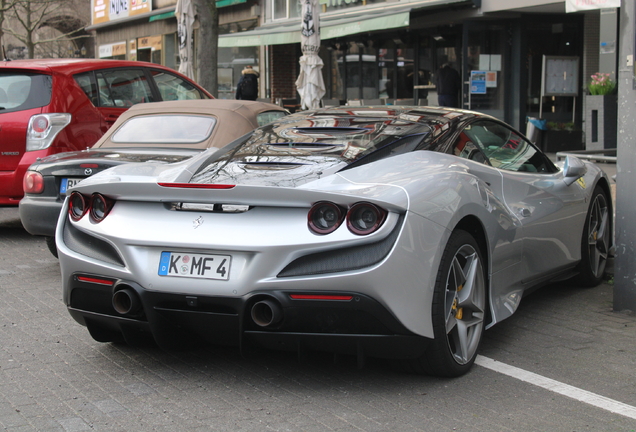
[563,155,587,186]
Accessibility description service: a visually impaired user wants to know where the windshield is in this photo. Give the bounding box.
[111,115,217,144]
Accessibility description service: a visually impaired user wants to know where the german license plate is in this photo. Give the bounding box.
[60,178,84,194]
[158,252,231,280]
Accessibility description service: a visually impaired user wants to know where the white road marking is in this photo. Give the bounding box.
[475,355,636,420]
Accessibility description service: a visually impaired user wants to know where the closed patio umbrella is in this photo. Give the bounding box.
[295,0,325,110]
[175,0,195,80]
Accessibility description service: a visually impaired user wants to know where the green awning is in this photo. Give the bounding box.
[149,11,175,22]
[219,10,410,47]
[217,0,247,7]
[322,11,409,40]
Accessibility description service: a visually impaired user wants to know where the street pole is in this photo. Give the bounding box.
[614,0,636,312]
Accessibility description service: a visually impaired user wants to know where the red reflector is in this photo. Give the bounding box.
[77,276,114,286]
[289,294,353,301]
[157,182,235,189]
[80,164,98,168]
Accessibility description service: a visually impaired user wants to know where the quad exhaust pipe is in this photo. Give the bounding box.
[251,299,283,328]
[112,286,142,316]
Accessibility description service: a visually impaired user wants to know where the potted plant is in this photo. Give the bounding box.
[585,72,617,150]
[588,72,617,95]
[542,121,583,152]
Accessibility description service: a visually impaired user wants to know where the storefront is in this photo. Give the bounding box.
[87,0,260,88]
[220,0,597,131]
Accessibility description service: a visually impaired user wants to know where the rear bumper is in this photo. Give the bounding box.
[66,273,431,359]
[19,195,62,236]
[0,149,58,206]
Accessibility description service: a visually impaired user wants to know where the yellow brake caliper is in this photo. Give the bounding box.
[452,284,463,320]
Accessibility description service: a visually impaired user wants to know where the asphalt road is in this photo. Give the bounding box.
[1,206,635,432]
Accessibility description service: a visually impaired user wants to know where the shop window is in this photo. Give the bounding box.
[339,42,379,101]
[465,25,506,119]
[164,33,178,71]
[218,47,259,99]
[137,35,162,65]
[525,19,582,123]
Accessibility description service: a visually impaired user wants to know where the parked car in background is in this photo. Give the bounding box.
[55,106,612,377]
[0,58,212,206]
[20,99,288,256]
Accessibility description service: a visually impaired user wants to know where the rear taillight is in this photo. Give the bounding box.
[308,202,344,235]
[69,192,87,222]
[308,201,387,236]
[347,203,386,235]
[23,171,44,194]
[69,192,114,223]
[89,193,114,222]
[26,113,72,151]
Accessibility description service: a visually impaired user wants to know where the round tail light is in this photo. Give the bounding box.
[347,203,386,235]
[23,171,44,194]
[89,194,114,223]
[308,202,344,235]
[69,192,87,221]
[31,115,50,134]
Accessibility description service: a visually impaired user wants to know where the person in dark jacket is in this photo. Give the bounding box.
[235,65,259,101]
[436,63,461,108]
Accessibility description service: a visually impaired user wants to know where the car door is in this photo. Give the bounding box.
[465,120,587,283]
[450,128,526,322]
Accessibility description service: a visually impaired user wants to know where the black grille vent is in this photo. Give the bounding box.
[277,215,404,278]
[63,221,125,267]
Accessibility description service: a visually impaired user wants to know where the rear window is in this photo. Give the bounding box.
[257,110,287,126]
[0,73,52,113]
[111,115,217,144]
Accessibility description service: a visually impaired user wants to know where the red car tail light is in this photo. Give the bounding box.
[308,202,344,235]
[346,202,386,235]
[26,113,72,151]
[69,192,88,221]
[89,193,114,223]
[289,294,353,301]
[158,182,235,189]
[31,115,49,133]
[23,171,44,194]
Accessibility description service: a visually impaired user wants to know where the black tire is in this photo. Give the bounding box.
[573,186,610,287]
[45,236,58,258]
[405,229,486,377]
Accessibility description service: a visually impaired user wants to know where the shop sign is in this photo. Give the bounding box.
[470,71,487,95]
[138,35,163,51]
[319,0,383,13]
[92,0,152,25]
[98,42,127,58]
[565,0,620,13]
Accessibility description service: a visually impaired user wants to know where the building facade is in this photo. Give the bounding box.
[221,0,618,137]
[82,0,618,144]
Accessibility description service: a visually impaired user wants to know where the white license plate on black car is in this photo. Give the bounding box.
[60,178,83,194]
[158,252,231,280]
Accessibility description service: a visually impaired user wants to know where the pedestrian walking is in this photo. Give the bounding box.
[236,65,259,101]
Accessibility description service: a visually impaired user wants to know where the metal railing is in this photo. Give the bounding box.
[555,148,617,163]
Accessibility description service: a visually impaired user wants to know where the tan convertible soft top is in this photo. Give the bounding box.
[93,99,287,150]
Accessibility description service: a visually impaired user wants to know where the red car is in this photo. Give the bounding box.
[0,59,212,206]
